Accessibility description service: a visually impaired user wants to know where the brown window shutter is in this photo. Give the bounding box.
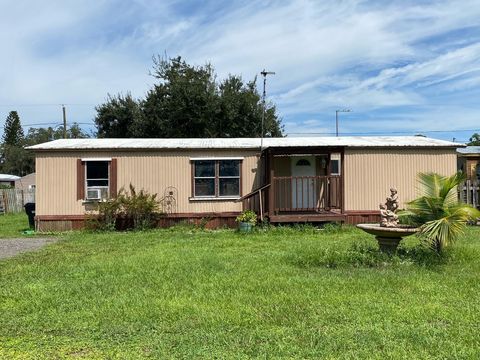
[110,158,118,198]
[77,159,85,200]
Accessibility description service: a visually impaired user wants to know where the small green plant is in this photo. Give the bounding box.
[235,210,257,225]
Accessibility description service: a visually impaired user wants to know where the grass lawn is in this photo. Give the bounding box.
[0,221,479,359]
[0,212,33,238]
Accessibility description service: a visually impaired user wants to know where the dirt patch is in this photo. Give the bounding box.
[0,238,58,260]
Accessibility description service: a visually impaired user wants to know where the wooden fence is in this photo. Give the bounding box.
[459,180,479,208]
[0,189,35,214]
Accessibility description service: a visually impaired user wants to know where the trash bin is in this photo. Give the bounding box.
[24,202,36,229]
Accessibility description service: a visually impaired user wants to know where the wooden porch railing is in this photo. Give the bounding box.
[237,183,271,221]
[272,175,342,213]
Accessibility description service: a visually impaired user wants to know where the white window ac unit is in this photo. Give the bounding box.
[86,188,102,200]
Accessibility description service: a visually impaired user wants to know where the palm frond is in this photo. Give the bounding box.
[404,172,477,253]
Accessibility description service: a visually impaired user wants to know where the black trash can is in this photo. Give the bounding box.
[24,203,36,229]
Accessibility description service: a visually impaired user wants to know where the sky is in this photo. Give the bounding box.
[1,0,480,142]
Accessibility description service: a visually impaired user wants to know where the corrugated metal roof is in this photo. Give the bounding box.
[0,174,21,181]
[26,136,462,151]
[457,146,480,154]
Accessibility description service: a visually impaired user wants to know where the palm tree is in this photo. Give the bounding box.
[400,172,480,253]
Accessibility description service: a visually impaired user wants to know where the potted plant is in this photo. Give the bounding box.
[236,210,257,232]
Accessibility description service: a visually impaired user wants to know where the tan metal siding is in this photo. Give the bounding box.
[344,148,457,211]
[36,150,260,216]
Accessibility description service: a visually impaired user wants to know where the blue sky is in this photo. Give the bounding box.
[1,0,479,142]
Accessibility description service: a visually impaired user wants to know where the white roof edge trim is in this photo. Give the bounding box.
[26,136,462,150]
[189,157,245,161]
[81,158,112,162]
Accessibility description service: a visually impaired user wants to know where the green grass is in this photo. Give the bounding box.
[0,224,480,359]
[0,212,33,238]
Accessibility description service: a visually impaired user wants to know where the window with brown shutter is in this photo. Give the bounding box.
[77,158,117,201]
[110,158,117,197]
[76,159,85,200]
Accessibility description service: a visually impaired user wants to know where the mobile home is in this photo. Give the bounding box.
[28,136,459,231]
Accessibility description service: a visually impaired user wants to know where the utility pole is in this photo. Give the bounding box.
[62,104,67,139]
[335,109,351,137]
[260,69,275,151]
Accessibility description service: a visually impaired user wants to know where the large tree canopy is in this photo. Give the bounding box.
[95,56,283,138]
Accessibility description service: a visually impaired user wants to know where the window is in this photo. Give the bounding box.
[193,159,241,198]
[330,153,341,175]
[85,161,109,200]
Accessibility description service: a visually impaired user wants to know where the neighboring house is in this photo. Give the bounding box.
[15,173,36,191]
[457,146,480,181]
[0,174,20,188]
[27,136,460,231]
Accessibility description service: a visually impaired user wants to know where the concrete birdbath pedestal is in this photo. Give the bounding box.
[357,188,419,253]
[356,223,419,253]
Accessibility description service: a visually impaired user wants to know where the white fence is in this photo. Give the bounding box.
[460,180,479,208]
[0,189,35,214]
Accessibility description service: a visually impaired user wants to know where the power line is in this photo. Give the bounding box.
[20,121,94,127]
[288,128,479,135]
[0,103,96,107]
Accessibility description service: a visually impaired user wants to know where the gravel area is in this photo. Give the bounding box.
[0,238,58,260]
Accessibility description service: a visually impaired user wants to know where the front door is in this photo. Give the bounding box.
[291,156,316,209]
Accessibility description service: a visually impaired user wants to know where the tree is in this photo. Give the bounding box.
[95,94,142,138]
[0,123,90,176]
[2,111,24,146]
[138,56,219,138]
[0,111,29,176]
[94,56,283,138]
[24,123,90,145]
[468,133,480,146]
[216,75,282,137]
[0,145,34,176]
[400,172,480,253]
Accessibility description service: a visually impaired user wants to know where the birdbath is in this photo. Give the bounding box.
[357,188,419,253]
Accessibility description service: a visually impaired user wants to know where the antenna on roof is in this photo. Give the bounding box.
[335,109,351,137]
[260,69,275,151]
[62,104,67,139]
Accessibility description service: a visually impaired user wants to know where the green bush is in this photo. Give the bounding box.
[88,184,162,231]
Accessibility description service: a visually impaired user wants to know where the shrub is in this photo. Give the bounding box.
[89,184,162,231]
[118,184,161,230]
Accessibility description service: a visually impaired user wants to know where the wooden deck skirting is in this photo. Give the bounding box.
[35,212,242,231]
[35,209,382,231]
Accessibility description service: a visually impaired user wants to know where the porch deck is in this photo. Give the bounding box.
[239,147,346,224]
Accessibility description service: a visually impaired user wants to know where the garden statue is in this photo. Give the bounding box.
[357,187,418,252]
[380,188,399,227]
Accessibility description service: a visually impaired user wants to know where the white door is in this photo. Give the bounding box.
[291,156,316,209]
